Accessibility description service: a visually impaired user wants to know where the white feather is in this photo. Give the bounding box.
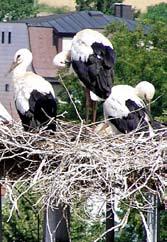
[0,103,12,123]
[103,85,145,119]
[135,81,155,102]
[90,91,104,101]
[53,50,71,67]
[71,29,113,62]
[11,49,55,115]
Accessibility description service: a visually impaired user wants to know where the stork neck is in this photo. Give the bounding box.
[12,64,27,79]
[134,88,141,99]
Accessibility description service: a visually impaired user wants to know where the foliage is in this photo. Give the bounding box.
[140,3,167,24]
[57,72,103,122]
[57,72,86,121]
[3,190,43,242]
[116,207,144,242]
[75,0,123,15]
[160,210,167,241]
[105,21,167,119]
[71,202,167,242]
[71,203,105,242]
[0,0,37,21]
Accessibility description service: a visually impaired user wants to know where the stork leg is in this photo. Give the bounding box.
[85,88,97,123]
[85,88,91,124]
[92,101,97,123]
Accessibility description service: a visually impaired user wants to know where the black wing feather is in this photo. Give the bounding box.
[17,90,57,131]
[109,99,149,134]
[72,42,115,99]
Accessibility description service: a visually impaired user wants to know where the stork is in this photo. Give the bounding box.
[53,28,115,123]
[103,83,155,136]
[135,81,155,111]
[9,48,57,132]
[0,103,12,125]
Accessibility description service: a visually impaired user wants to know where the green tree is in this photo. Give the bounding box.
[71,202,105,242]
[57,72,103,122]
[160,210,167,241]
[75,0,123,15]
[0,0,37,21]
[140,3,167,24]
[105,21,167,120]
[3,189,43,242]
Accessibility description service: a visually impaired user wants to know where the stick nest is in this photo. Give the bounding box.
[0,120,166,213]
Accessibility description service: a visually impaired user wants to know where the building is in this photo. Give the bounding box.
[0,23,30,119]
[0,10,140,120]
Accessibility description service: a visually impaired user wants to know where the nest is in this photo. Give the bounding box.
[0,119,167,241]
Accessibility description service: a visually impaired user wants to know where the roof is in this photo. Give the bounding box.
[16,11,140,34]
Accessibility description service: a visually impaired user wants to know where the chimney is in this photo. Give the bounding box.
[114,3,134,19]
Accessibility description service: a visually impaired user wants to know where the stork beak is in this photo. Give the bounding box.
[65,60,71,68]
[8,61,19,73]
[145,98,151,112]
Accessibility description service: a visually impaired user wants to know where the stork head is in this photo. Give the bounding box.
[135,81,155,102]
[9,48,33,73]
[53,50,71,68]
[135,81,155,110]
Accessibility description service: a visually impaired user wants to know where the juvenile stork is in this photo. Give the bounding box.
[9,48,57,132]
[53,28,115,122]
[103,83,155,136]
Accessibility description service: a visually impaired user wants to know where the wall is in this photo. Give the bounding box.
[28,27,57,77]
[0,23,30,120]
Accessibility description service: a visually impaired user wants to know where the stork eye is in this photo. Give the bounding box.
[17,55,21,60]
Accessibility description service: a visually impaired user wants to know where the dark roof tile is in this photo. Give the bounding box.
[15,11,138,33]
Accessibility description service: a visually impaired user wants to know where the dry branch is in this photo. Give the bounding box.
[0,119,166,240]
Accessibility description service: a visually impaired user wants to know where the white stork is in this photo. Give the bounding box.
[9,48,57,131]
[103,82,155,136]
[53,29,115,122]
[0,103,12,124]
[135,81,155,111]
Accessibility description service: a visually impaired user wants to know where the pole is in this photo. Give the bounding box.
[0,184,2,242]
[106,201,114,242]
[147,194,160,242]
[43,204,70,242]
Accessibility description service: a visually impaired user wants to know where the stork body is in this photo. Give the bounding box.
[53,29,115,122]
[70,29,115,101]
[10,48,57,131]
[0,103,12,124]
[103,85,153,135]
[54,29,115,101]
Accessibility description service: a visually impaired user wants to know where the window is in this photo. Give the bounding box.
[1,32,12,44]
[5,84,9,92]
[8,32,11,44]
[1,32,5,44]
